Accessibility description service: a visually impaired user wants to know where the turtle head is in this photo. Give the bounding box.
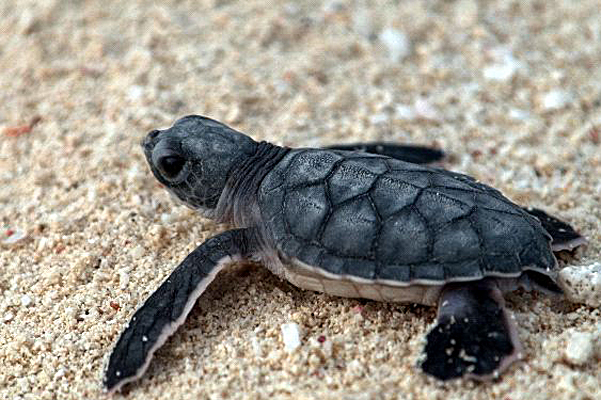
[142,115,257,217]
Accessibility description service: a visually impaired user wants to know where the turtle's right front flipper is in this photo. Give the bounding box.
[325,143,445,164]
[420,279,522,381]
[104,228,256,394]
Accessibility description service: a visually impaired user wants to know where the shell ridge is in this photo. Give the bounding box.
[315,157,346,242]
[369,161,392,280]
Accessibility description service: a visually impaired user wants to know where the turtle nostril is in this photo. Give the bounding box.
[148,129,161,139]
[158,155,186,179]
[142,130,162,149]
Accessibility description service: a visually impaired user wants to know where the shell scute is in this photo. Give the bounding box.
[343,258,377,280]
[378,208,429,265]
[371,176,421,218]
[284,150,342,186]
[415,188,473,227]
[328,161,379,205]
[284,184,328,241]
[442,259,482,280]
[432,219,481,263]
[378,264,412,282]
[321,197,378,258]
[319,253,346,275]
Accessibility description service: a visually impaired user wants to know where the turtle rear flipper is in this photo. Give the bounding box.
[420,280,522,381]
[325,143,445,164]
[104,228,257,393]
[522,207,587,252]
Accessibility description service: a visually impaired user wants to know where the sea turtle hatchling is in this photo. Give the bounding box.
[104,115,586,392]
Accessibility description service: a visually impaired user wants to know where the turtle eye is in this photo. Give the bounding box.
[157,155,186,179]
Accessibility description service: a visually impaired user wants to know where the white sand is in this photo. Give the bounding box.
[1,1,600,399]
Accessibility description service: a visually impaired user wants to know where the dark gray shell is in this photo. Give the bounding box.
[256,149,555,284]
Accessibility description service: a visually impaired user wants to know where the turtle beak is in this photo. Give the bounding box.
[142,129,164,163]
[142,129,161,149]
[141,129,162,173]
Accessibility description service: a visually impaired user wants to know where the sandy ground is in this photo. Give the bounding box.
[1,1,600,399]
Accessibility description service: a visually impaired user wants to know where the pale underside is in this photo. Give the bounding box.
[262,250,536,306]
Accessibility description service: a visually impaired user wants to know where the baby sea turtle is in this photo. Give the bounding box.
[104,115,585,392]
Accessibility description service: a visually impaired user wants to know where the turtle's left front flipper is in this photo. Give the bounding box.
[420,279,522,381]
[326,143,445,164]
[104,228,257,394]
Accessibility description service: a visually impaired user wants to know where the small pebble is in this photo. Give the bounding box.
[483,51,522,82]
[564,331,597,365]
[483,62,519,82]
[119,271,130,289]
[86,186,97,202]
[64,306,78,319]
[20,295,33,307]
[160,213,175,224]
[322,339,333,358]
[54,368,66,379]
[2,229,27,245]
[369,113,389,125]
[250,334,262,357]
[127,85,144,101]
[509,108,530,121]
[17,9,36,34]
[4,312,15,322]
[394,104,415,120]
[281,322,301,352]
[559,262,601,307]
[130,245,145,259]
[414,98,439,121]
[378,28,410,62]
[541,89,572,110]
[348,359,364,377]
